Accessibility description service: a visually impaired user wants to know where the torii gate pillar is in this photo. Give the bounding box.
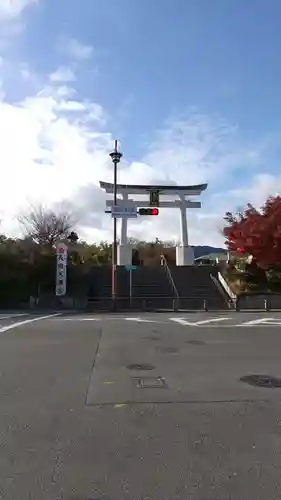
[117,193,133,265]
[176,198,194,265]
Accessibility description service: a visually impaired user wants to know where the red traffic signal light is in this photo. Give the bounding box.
[138,208,159,216]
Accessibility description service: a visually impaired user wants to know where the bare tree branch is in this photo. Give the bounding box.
[18,204,76,246]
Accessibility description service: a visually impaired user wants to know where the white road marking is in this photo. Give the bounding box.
[125,317,159,323]
[0,313,28,320]
[0,313,61,333]
[169,317,230,326]
[169,318,196,326]
[194,317,230,325]
[240,317,281,326]
[58,317,99,321]
[170,316,281,327]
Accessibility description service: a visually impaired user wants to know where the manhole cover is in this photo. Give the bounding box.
[145,336,160,341]
[240,374,281,388]
[133,376,167,388]
[159,347,178,353]
[126,363,155,371]
[186,340,205,345]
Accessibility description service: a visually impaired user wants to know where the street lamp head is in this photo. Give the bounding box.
[109,150,123,163]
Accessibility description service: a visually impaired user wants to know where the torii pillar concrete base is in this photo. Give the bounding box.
[117,244,132,266]
[176,245,194,266]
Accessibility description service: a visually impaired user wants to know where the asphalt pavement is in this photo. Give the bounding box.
[1,312,281,499]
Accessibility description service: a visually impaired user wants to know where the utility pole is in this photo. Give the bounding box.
[109,140,123,308]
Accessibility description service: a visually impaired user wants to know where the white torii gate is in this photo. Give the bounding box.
[100,181,208,266]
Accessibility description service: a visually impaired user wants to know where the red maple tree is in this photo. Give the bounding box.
[223,195,281,268]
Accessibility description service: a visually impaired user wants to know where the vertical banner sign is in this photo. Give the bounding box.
[56,243,68,296]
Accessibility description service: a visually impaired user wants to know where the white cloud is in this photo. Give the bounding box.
[0,0,37,21]
[217,173,281,212]
[143,113,262,186]
[58,36,93,60]
[20,66,30,79]
[0,60,278,248]
[49,66,75,83]
[0,77,113,237]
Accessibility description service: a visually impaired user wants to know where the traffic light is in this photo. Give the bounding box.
[68,231,79,243]
[138,208,159,216]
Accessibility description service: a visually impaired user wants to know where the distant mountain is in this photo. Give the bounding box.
[192,246,226,258]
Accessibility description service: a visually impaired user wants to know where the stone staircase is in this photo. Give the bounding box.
[169,265,229,310]
[87,265,175,310]
[87,266,129,310]
[87,264,228,311]
[131,265,175,309]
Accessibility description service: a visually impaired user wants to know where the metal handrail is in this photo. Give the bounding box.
[160,253,179,299]
[88,295,212,300]
[86,296,230,312]
[210,273,235,308]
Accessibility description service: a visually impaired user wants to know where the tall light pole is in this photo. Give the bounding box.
[109,140,123,307]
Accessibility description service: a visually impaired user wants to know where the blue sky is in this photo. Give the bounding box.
[24,0,281,147]
[0,0,281,245]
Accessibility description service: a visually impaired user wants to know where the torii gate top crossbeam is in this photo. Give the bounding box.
[99,181,207,196]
